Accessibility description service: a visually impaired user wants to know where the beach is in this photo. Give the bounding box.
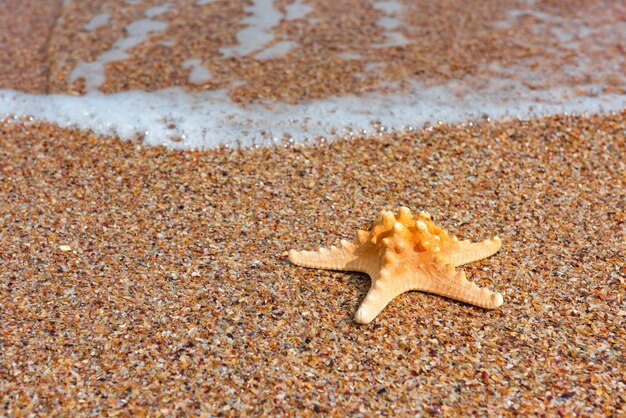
[1,0,625,416]
[2,113,625,415]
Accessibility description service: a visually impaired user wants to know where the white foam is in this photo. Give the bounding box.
[337,52,363,60]
[1,80,624,149]
[492,5,626,87]
[159,39,176,47]
[145,4,170,18]
[377,16,402,30]
[373,0,409,47]
[375,31,409,48]
[182,59,212,84]
[285,0,313,20]
[84,13,109,31]
[219,0,283,57]
[373,0,405,14]
[218,0,313,59]
[71,11,168,90]
[255,41,295,60]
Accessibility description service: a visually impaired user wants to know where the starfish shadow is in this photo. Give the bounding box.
[343,272,371,320]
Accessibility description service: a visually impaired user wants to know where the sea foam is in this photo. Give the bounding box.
[1,81,624,149]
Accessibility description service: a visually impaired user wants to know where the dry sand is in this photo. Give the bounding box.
[1,0,626,416]
[1,112,625,415]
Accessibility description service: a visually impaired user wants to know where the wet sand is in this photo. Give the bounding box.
[2,112,625,415]
[1,0,624,100]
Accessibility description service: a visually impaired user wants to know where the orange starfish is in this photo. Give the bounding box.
[289,207,503,324]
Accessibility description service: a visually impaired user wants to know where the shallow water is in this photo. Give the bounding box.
[1,0,624,148]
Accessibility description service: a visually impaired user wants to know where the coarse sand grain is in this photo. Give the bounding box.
[1,111,625,415]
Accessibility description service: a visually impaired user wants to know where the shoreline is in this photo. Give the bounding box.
[2,0,625,148]
[2,111,624,415]
[2,84,626,149]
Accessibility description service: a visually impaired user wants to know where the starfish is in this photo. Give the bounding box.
[289,207,503,324]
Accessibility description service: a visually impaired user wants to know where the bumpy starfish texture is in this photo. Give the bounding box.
[289,207,503,324]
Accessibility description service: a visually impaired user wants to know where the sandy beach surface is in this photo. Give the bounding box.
[2,113,625,416]
[2,0,625,101]
[1,0,626,416]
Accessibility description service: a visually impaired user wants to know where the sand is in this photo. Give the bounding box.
[1,0,626,415]
[1,112,625,415]
[2,0,625,100]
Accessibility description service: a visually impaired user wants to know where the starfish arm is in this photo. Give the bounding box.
[289,239,379,275]
[354,270,405,324]
[413,258,503,309]
[439,236,502,267]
